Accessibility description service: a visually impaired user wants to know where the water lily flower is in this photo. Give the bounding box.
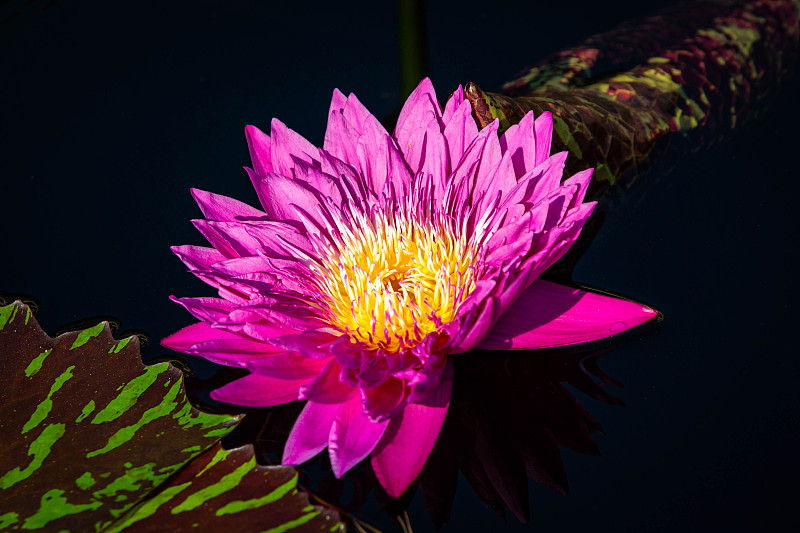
[163,78,656,498]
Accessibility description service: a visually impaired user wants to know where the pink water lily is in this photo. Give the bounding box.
[163,78,656,498]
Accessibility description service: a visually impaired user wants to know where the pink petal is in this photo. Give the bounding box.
[329,395,389,478]
[269,118,320,177]
[394,78,443,163]
[478,279,658,350]
[441,84,465,125]
[443,99,479,171]
[299,358,353,404]
[210,373,308,407]
[269,330,339,359]
[245,125,273,177]
[171,245,226,272]
[527,151,568,206]
[185,337,284,367]
[499,111,537,178]
[533,111,553,166]
[344,91,386,137]
[323,107,361,170]
[283,400,340,466]
[328,88,348,115]
[170,295,234,323]
[161,322,241,352]
[246,353,329,380]
[191,188,267,222]
[371,359,453,498]
[191,219,263,258]
[363,377,406,419]
[356,122,412,198]
[253,173,322,226]
[562,168,594,209]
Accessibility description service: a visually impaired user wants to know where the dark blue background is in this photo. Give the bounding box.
[2,0,798,531]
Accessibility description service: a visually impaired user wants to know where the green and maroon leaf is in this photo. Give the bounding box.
[0,301,239,531]
[109,443,344,532]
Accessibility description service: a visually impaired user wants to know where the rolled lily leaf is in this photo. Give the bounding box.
[467,0,800,195]
[0,301,343,532]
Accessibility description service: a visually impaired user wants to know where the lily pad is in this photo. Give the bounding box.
[0,301,343,532]
[110,443,344,532]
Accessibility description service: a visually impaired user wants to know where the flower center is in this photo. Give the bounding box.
[316,209,479,352]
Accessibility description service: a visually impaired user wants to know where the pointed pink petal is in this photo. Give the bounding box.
[269,118,320,177]
[478,279,658,350]
[245,125,273,177]
[329,395,389,478]
[356,122,412,198]
[170,295,234,323]
[283,400,340,466]
[499,110,537,178]
[269,330,339,359]
[527,151,568,206]
[191,219,263,258]
[562,168,594,209]
[171,244,226,272]
[323,108,361,170]
[246,353,329,380]
[185,337,284,367]
[190,189,267,222]
[533,112,553,166]
[328,88,348,115]
[161,322,241,353]
[443,99,479,171]
[344,92,386,137]
[417,114,450,193]
[441,84,465,125]
[372,360,453,498]
[257,172,324,226]
[394,78,442,162]
[210,373,307,407]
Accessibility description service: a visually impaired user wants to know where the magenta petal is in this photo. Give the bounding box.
[478,279,658,350]
[186,337,284,367]
[269,118,320,176]
[371,359,453,498]
[191,189,266,222]
[171,245,226,271]
[161,322,240,353]
[258,173,323,225]
[533,111,553,166]
[394,78,443,162]
[283,400,339,466]
[245,124,273,177]
[210,373,307,407]
[269,330,339,359]
[299,358,353,404]
[329,395,389,478]
[246,353,328,380]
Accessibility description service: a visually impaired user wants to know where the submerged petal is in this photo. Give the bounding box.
[478,279,658,350]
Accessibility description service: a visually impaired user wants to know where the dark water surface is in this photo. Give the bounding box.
[3,0,799,531]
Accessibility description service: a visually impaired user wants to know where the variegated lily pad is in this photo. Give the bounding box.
[0,302,343,532]
[111,443,343,532]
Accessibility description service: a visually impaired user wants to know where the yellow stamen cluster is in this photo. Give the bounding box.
[314,209,480,352]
